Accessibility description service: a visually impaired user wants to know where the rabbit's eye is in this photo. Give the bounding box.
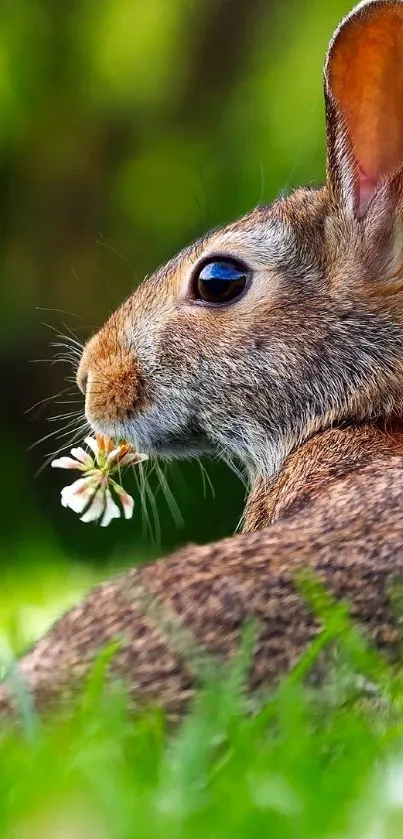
[194,259,248,304]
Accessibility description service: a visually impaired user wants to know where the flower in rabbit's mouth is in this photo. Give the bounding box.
[51,435,148,526]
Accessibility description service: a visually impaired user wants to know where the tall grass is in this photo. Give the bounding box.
[1,580,403,838]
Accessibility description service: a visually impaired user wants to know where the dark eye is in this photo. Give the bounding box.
[193,259,249,304]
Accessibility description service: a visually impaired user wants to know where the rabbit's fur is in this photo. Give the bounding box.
[5,0,403,715]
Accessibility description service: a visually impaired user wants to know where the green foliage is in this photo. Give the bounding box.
[2,602,403,838]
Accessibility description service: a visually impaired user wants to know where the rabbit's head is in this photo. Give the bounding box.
[77,0,403,479]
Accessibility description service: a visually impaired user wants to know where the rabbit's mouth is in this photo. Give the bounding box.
[126,415,212,459]
[87,408,213,460]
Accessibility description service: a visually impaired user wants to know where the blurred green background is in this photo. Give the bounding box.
[0,0,352,648]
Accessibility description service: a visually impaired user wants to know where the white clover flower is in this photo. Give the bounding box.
[51,435,148,526]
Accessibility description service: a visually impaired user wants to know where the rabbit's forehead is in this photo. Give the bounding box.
[205,216,299,270]
[176,191,326,280]
[177,216,322,289]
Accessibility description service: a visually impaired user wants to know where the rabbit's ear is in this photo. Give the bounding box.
[325,1,403,219]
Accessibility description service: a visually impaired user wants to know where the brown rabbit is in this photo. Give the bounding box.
[4,0,403,717]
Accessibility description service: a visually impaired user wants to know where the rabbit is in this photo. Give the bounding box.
[4,0,403,717]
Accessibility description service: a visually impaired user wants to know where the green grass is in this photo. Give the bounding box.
[1,582,403,838]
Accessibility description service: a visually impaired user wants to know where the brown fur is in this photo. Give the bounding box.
[2,426,403,719]
[8,1,403,717]
[243,421,403,530]
[80,323,150,426]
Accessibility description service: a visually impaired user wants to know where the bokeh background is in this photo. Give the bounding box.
[0,0,352,650]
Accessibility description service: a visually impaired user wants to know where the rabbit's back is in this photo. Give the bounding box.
[4,427,403,718]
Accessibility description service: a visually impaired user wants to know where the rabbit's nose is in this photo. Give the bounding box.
[77,327,150,428]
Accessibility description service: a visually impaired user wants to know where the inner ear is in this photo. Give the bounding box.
[325,1,403,218]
